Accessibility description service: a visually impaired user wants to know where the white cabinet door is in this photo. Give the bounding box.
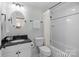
[0,20,1,57]
[18,43,32,57]
[2,45,19,57]
[2,42,33,57]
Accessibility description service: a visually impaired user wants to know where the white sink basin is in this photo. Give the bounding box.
[11,40,25,43]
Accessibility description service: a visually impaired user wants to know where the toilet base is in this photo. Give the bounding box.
[39,53,50,57]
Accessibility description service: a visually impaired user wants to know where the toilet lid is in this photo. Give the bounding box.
[39,46,51,52]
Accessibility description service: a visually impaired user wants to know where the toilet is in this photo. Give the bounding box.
[35,37,51,57]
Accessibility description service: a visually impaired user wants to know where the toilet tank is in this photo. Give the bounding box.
[35,37,44,47]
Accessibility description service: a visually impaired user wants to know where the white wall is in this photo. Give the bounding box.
[0,2,43,41]
[0,2,44,57]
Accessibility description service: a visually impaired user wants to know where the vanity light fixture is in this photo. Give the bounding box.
[12,2,23,7]
[12,2,25,11]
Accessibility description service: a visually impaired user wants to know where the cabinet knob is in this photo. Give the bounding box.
[16,51,21,54]
[31,43,35,48]
[31,44,33,46]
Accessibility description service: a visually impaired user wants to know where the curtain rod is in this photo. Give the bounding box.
[49,2,62,9]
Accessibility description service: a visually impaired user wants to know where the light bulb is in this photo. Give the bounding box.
[66,19,71,22]
[72,8,76,11]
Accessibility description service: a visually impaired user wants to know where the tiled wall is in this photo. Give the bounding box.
[50,40,78,57]
[50,45,69,57]
[50,2,79,57]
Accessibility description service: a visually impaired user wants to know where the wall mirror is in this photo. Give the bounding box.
[9,11,26,29]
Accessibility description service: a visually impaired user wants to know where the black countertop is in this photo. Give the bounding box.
[0,35,32,49]
[2,39,32,48]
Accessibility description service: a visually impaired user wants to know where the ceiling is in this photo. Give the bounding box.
[21,2,59,12]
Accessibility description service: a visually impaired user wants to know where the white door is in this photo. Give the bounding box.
[43,10,51,46]
[0,17,1,57]
[0,17,1,46]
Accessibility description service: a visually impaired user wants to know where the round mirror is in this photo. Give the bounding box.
[8,11,26,29]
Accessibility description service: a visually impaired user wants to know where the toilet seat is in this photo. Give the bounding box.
[34,37,51,56]
[39,46,51,56]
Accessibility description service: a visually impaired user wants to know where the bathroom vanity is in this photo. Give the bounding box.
[1,35,34,57]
